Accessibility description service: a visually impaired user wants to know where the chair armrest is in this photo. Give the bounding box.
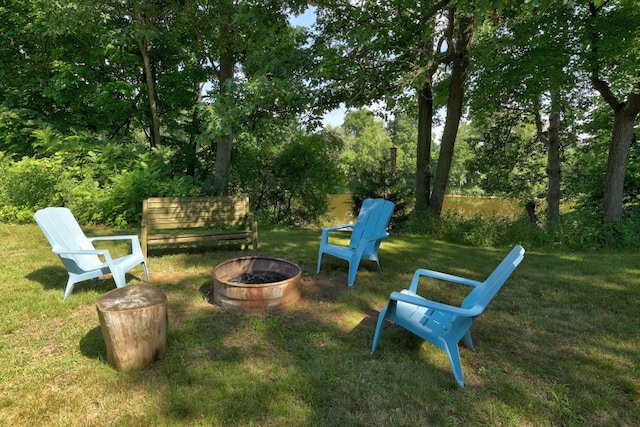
[89,235,138,242]
[89,235,143,254]
[320,224,353,244]
[408,268,483,293]
[390,291,483,318]
[52,248,115,264]
[322,224,353,232]
[53,249,109,256]
[360,231,390,243]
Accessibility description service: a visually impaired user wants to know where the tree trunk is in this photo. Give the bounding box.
[591,74,640,221]
[546,92,561,223]
[429,14,474,216]
[603,103,640,221]
[139,38,161,148]
[97,284,168,370]
[415,81,434,213]
[587,3,640,221]
[525,200,538,225]
[186,82,205,178]
[213,0,235,196]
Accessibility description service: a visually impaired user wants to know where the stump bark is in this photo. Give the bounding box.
[96,284,167,370]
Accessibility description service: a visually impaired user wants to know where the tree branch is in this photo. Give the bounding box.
[591,77,621,111]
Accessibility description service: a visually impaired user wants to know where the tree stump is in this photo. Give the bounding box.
[96,284,168,370]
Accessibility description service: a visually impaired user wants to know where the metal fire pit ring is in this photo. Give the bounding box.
[212,256,301,311]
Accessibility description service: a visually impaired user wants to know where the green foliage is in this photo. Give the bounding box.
[0,154,65,223]
[465,111,546,203]
[233,128,345,227]
[341,109,415,224]
[406,203,640,251]
[0,117,348,228]
[549,212,640,250]
[0,132,203,226]
[407,210,513,247]
[0,107,43,157]
[95,145,204,226]
[447,121,484,195]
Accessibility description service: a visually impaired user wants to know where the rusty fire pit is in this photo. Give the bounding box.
[212,257,301,311]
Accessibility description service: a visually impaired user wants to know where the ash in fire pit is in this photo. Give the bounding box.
[229,272,290,284]
[212,257,301,311]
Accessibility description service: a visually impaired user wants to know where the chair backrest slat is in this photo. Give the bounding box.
[460,245,525,311]
[349,198,394,252]
[34,207,102,271]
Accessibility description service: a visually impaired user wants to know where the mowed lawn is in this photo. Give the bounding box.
[1,223,639,426]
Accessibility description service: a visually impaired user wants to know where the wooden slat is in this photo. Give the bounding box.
[147,232,251,245]
[144,196,250,229]
[141,196,257,256]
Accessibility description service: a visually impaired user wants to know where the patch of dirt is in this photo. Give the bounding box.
[149,271,189,285]
[149,269,350,305]
[298,272,350,303]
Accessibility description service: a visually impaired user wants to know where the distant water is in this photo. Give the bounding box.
[326,194,358,226]
[442,195,521,219]
[325,194,521,226]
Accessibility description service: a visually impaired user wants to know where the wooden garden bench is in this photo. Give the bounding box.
[141,196,258,257]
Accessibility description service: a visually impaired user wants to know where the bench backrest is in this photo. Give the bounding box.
[142,196,251,230]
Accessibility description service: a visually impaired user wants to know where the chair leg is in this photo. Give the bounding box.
[374,258,383,274]
[371,304,390,353]
[63,278,76,301]
[347,261,358,286]
[443,342,466,387]
[112,267,127,288]
[316,252,324,273]
[141,261,150,282]
[462,330,474,350]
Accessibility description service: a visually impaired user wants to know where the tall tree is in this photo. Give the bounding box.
[468,4,581,223]
[534,91,563,223]
[213,0,235,195]
[313,1,452,213]
[192,0,315,194]
[582,0,640,221]
[429,8,475,216]
[131,0,165,147]
[313,1,501,216]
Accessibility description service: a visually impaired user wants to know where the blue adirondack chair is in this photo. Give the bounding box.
[371,245,525,387]
[34,207,149,301]
[317,198,395,286]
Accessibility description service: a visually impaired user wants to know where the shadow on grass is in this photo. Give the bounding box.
[26,265,146,298]
[110,266,472,425]
[79,326,108,363]
[146,241,250,258]
[61,236,640,425]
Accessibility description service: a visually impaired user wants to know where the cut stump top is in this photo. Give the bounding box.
[97,284,166,311]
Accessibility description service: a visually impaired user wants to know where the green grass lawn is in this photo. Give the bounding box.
[1,223,639,426]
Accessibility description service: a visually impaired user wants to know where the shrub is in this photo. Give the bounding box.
[0,155,66,222]
[406,203,640,251]
[232,130,344,227]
